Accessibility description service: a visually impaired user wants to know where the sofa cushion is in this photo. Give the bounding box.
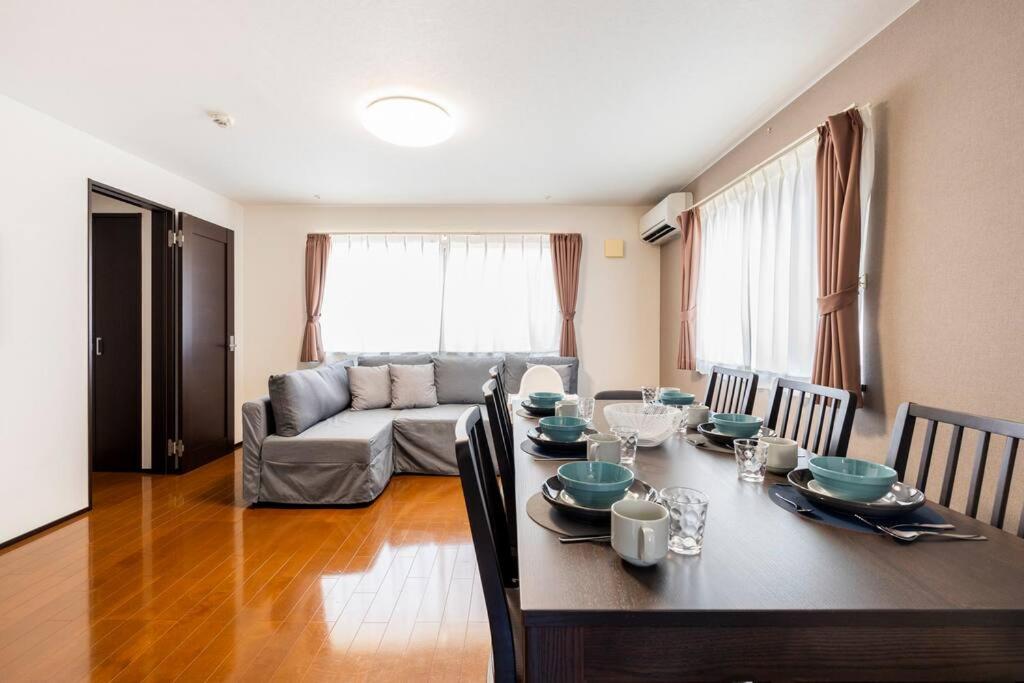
[348,365,392,410]
[357,353,433,367]
[393,404,477,474]
[433,353,504,405]
[268,361,352,437]
[260,409,395,464]
[504,354,579,393]
[390,363,438,409]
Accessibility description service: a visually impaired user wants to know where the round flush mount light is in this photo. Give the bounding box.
[361,96,454,147]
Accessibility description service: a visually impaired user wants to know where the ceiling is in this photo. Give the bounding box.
[0,0,914,205]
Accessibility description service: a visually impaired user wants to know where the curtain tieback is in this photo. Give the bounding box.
[680,307,697,323]
[307,315,321,323]
[817,285,859,316]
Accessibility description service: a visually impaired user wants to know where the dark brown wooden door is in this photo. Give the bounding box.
[178,213,234,472]
[92,213,142,471]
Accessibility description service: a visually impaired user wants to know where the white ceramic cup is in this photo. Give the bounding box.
[611,499,669,567]
[586,432,621,463]
[685,404,710,428]
[760,436,798,471]
[555,399,579,418]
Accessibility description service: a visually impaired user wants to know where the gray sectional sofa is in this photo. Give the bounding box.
[242,352,579,505]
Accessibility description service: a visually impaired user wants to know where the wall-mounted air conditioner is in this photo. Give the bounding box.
[639,192,692,245]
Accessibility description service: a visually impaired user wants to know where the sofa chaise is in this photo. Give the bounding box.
[242,352,579,505]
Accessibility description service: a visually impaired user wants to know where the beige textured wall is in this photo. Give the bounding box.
[243,204,657,403]
[661,0,1024,464]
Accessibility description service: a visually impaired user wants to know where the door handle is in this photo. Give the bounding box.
[227,335,237,352]
[95,337,103,356]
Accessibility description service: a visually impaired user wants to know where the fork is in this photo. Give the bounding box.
[854,515,987,543]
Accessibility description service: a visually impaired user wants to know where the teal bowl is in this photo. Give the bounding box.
[808,456,898,502]
[529,391,564,408]
[539,416,589,443]
[711,412,763,437]
[660,392,695,406]
[557,461,634,508]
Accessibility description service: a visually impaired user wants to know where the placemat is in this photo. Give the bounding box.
[769,484,946,534]
[519,440,586,461]
[526,492,609,536]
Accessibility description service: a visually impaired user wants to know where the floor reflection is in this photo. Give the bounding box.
[0,452,490,681]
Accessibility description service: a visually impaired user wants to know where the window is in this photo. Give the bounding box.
[320,233,560,354]
[696,137,818,379]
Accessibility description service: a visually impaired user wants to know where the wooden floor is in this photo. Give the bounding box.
[0,450,491,682]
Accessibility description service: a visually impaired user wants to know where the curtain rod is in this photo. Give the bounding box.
[688,103,869,213]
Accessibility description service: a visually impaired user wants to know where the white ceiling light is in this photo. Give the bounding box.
[361,96,454,147]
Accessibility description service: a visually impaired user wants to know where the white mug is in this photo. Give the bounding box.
[611,499,669,567]
[760,436,798,470]
[555,400,579,418]
[685,404,710,427]
[586,432,621,463]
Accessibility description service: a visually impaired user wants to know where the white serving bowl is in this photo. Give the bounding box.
[603,403,684,447]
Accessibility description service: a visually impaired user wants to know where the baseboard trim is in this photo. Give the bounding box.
[0,506,91,551]
[233,441,242,449]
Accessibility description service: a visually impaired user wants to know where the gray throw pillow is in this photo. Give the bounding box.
[526,362,572,392]
[390,363,438,409]
[433,354,504,404]
[504,353,579,393]
[347,365,392,410]
[268,361,352,436]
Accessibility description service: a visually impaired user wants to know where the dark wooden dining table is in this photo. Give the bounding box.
[513,400,1024,681]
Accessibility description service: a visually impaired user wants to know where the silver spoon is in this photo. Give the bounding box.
[854,515,986,542]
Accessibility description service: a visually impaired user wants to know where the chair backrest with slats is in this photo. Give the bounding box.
[764,378,857,458]
[594,390,642,400]
[704,366,758,414]
[455,407,517,682]
[886,402,1024,537]
[483,377,517,550]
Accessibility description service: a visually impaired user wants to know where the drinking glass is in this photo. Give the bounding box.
[611,426,639,466]
[577,397,596,424]
[734,438,768,482]
[659,487,709,555]
[640,386,659,405]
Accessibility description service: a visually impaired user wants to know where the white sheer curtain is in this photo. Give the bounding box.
[321,234,444,352]
[441,234,560,353]
[696,136,818,379]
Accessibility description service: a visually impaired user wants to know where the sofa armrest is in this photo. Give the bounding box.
[242,397,275,502]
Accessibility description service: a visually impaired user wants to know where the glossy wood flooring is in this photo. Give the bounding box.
[0,450,491,682]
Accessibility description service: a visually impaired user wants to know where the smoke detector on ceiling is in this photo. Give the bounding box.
[207,111,235,128]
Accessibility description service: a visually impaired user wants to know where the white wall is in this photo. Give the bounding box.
[0,94,244,544]
[90,193,153,469]
[242,205,657,403]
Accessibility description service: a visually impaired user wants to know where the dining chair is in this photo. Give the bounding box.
[489,364,509,407]
[594,390,642,400]
[455,407,522,682]
[764,378,857,458]
[518,364,564,395]
[886,402,1024,537]
[704,365,758,414]
[483,377,517,551]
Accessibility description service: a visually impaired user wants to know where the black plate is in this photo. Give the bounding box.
[526,426,596,454]
[520,400,555,417]
[540,475,658,522]
[787,469,926,518]
[697,422,775,448]
[520,440,586,461]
